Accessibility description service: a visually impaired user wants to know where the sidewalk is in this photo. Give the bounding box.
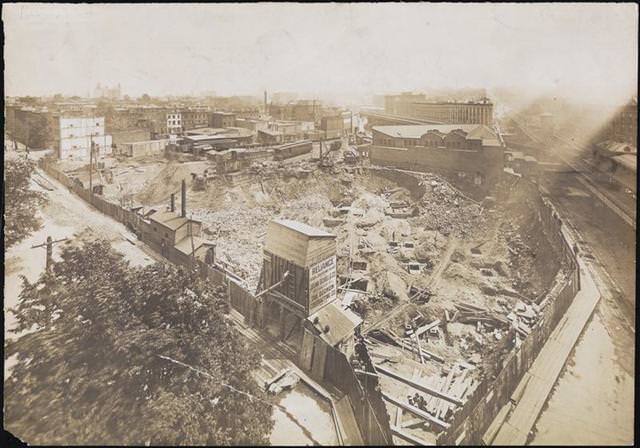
[491,255,601,445]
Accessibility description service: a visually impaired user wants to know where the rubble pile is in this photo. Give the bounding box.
[413,176,488,237]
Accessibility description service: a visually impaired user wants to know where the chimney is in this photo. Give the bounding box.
[170,193,175,212]
[181,179,187,217]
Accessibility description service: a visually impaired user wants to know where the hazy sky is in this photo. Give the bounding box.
[3,3,638,104]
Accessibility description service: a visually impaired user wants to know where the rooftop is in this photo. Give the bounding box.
[307,301,362,346]
[148,210,192,230]
[373,124,500,145]
[272,219,335,238]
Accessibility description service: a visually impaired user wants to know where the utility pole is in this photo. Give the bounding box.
[89,133,95,198]
[31,236,68,271]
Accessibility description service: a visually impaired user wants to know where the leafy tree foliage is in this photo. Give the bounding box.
[5,240,274,445]
[4,156,47,248]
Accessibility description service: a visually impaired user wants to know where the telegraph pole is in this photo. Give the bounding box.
[89,133,94,197]
[31,236,68,271]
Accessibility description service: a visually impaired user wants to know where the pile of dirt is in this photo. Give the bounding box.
[135,161,208,205]
[412,175,489,237]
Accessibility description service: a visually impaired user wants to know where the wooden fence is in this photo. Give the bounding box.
[324,342,393,445]
[39,157,392,445]
[435,192,581,445]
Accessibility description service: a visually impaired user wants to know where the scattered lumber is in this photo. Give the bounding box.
[435,368,456,418]
[376,365,463,406]
[382,392,450,430]
[415,319,441,338]
[400,338,443,363]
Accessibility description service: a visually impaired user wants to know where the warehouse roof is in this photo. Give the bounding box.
[373,124,498,141]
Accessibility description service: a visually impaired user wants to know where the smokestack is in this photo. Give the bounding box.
[170,193,175,212]
[181,179,187,218]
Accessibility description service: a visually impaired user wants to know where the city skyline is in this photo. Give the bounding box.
[3,3,638,105]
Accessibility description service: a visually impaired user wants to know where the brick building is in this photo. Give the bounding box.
[181,109,210,131]
[601,98,637,145]
[395,100,494,125]
[209,111,237,128]
[369,124,504,192]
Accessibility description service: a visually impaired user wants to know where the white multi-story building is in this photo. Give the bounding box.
[167,112,182,135]
[56,116,112,160]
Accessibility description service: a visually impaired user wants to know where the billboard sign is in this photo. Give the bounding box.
[308,255,336,312]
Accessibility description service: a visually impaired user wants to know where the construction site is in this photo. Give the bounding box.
[49,141,575,445]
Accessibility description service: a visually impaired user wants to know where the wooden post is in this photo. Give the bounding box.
[31,236,68,271]
[279,304,287,340]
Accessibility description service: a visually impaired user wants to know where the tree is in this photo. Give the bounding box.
[141,93,151,102]
[5,240,274,445]
[4,156,47,248]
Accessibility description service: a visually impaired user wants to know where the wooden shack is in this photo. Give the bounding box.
[257,219,361,377]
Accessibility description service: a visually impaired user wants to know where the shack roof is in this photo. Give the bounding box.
[148,210,192,231]
[174,236,215,256]
[307,301,362,346]
[272,219,335,238]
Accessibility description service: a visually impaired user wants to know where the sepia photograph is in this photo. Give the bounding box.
[2,2,637,446]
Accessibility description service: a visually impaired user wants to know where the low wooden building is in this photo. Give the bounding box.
[256,219,361,377]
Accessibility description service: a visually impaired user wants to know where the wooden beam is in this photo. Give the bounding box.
[395,407,403,427]
[376,365,463,406]
[415,319,441,338]
[400,339,444,363]
[382,392,450,429]
[391,425,435,446]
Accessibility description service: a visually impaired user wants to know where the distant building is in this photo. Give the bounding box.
[55,116,112,160]
[600,98,637,145]
[110,128,151,146]
[235,118,269,133]
[181,109,210,130]
[320,115,345,139]
[116,139,169,158]
[167,111,182,135]
[370,124,504,192]
[269,100,320,123]
[5,106,55,149]
[209,111,237,128]
[396,99,494,125]
[93,83,122,100]
[384,93,427,115]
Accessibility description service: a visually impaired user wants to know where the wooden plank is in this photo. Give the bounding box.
[311,337,328,380]
[400,339,443,363]
[427,376,446,414]
[436,368,458,419]
[300,330,315,371]
[415,319,441,338]
[376,365,464,406]
[414,334,425,364]
[382,392,450,430]
[391,425,434,446]
[395,407,403,427]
